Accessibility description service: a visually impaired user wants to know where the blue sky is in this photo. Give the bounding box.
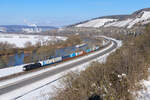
[0,0,150,26]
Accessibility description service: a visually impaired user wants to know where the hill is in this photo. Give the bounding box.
[73,8,150,28]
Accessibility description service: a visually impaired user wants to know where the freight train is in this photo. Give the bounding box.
[23,45,100,71]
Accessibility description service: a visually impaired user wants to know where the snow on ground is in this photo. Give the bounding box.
[136,77,150,100]
[141,11,150,20]
[0,37,122,100]
[0,64,30,78]
[0,33,67,48]
[136,68,150,100]
[141,20,150,25]
[104,19,133,28]
[76,18,117,28]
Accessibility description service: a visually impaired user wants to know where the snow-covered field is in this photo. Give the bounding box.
[0,37,122,100]
[0,33,67,48]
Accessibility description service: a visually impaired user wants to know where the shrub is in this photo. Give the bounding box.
[51,24,150,100]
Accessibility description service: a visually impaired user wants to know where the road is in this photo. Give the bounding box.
[0,40,117,96]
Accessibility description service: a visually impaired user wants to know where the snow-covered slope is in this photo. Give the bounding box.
[104,19,133,28]
[127,11,150,28]
[76,18,117,28]
[75,8,150,28]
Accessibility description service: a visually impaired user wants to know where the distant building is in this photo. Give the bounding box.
[22,27,42,33]
[23,20,42,33]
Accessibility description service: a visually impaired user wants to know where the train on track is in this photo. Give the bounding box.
[23,44,100,71]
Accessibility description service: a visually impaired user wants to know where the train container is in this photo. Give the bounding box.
[92,46,99,51]
[42,59,54,66]
[62,55,70,60]
[77,51,83,56]
[91,47,96,51]
[53,57,62,63]
[23,63,41,71]
[82,51,87,55]
[62,55,72,61]
[86,49,91,53]
[75,52,79,56]
[95,46,100,50]
[69,53,76,58]
[91,46,99,52]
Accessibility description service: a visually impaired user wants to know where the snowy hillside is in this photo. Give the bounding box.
[76,18,117,28]
[75,8,150,28]
[104,19,133,28]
